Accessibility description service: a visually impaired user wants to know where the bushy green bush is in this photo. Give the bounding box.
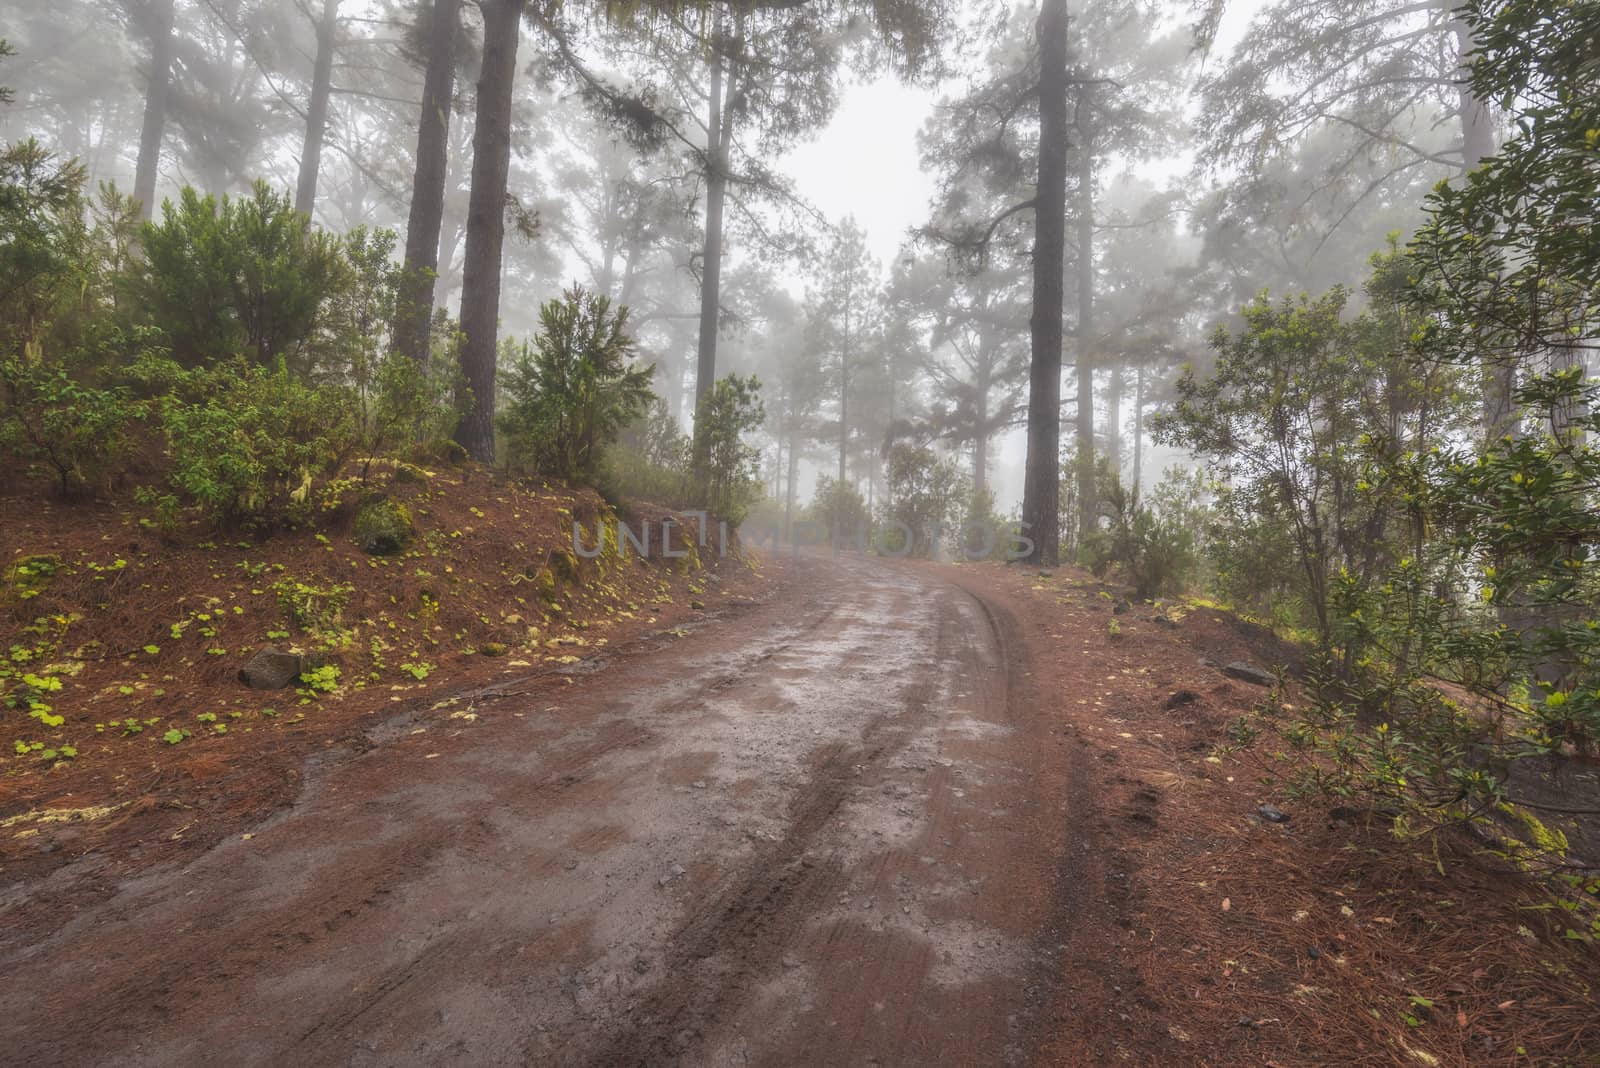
[960,485,1012,560]
[1082,466,1206,600]
[0,353,142,496]
[0,138,87,354]
[499,287,655,482]
[692,374,765,524]
[596,399,691,507]
[880,444,968,558]
[620,397,689,469]
[352,495,414,555]
[135,182,345,372]
[140,357,357,528]
[808,475,870,544]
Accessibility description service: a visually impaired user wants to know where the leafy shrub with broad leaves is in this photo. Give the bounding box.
[0,138,86,354]
[138,357,357,528]
[0,354,142,496]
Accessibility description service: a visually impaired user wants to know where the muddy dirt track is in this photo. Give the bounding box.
[1,555,1095,1067]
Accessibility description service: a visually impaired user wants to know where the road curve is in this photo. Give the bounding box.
[0,555,1078,1067]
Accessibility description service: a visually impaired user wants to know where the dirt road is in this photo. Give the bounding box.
[1,555,1086,1067]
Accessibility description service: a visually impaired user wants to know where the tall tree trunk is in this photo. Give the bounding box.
[1105,363,1122,476]
[974,356,990,500]
[454,0,525,464]
[294,0,340,219]
[1453,16,1514,441]
[838,302,851,485]
[1021,0,1069,567]
[694,17,732,409]
[1132,360,1145,504]
[133,0,177,221]
[785,428,800,542]
[693,14,735,480]
[1074,105,1097,552]
[396,0,461,366]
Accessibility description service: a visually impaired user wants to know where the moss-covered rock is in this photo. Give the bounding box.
[421,438,469,466]
[550,548,581,583]
[353,496,414,556]
[390,462,430,486]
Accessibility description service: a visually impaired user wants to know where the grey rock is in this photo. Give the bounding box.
[1257,803,1289,823]
[238,647,303,690]
[1222,661,1276,687]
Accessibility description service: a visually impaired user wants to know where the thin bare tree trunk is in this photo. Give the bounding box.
[1453,16,1515,442]
[396,0,461,366]
[455,0,525,463]
[1132,360,1145,504]
[1021,0,1068,567]
[785,429,800,542]
[695,20,729,414]
[133,0,177,221]
[294,0,340,219]
[1074,101,1097,552]
[838,313,850,486]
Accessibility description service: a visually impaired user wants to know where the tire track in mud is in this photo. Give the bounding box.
[564,579,982,1067]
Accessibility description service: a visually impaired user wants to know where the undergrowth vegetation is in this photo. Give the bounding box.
[1144,0,1600,935]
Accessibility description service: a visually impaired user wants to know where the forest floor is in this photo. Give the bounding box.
[0,496,1595,1066]
[0,464,761,894]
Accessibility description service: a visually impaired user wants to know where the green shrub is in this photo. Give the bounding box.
[1086,467,1204,600]
[142,357,357,527]
[808,475,870,544]
[0,353,142,496]
[959,485,1012,560]
[135,182,345,371]
[0,138,86,354]
[272,578,354,635]
[595,445,689,510]
[498,287,655,482]
[880,444,968,558]
[692,374,765,523]
[622,397,690,470]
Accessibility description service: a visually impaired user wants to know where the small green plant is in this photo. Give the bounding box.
[272,578,354,636]
[162,728,186,744]
[299,664,341,694]
[399,661,432,681]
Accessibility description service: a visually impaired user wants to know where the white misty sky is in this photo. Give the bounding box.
[775,0,1263,264]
